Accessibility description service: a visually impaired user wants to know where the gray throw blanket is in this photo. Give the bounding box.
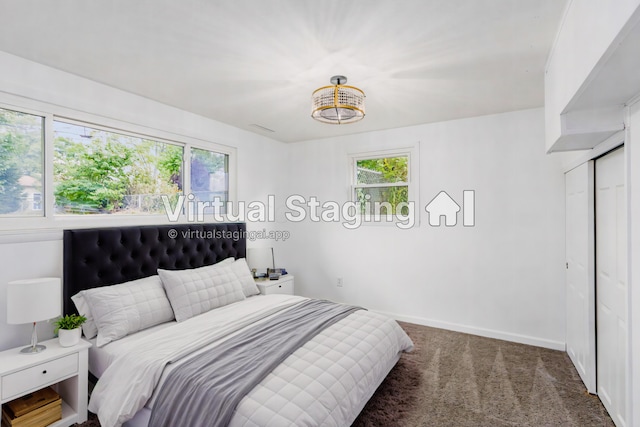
[149,299,363,427]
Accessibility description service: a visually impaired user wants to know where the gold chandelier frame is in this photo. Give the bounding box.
[311,76,365,124]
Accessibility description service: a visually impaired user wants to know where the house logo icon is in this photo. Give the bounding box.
[425,190,475,227]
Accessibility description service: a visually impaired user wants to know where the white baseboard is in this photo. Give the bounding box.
[373,309,566,351]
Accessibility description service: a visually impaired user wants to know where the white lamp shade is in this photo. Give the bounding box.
[247,247,274,271]
[7,277,62,324]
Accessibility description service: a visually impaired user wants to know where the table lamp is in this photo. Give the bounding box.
[7,277,62,354]
[247,247,274,278]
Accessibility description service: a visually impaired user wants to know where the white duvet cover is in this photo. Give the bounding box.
[89,295,413,427]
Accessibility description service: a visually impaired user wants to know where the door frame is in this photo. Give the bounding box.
[563,135,630,425]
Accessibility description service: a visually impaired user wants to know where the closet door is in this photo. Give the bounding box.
[565,162,596,393]
[596,147,627,426]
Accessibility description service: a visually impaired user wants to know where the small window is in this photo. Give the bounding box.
[53,121,184,215]
[0,107,44,217]
[353,153,411,215]
[190,147,229,213]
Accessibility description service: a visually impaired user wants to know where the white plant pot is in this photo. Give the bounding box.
[58,327,82,347]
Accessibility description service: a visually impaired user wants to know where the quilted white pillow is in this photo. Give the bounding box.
[158,263,246,322]
[231,258,260,297]
[212,256,236,268]
[70,292,99,339]
[83,275,175,347]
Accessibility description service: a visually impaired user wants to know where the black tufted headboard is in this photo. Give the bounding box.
[63,223,246,315]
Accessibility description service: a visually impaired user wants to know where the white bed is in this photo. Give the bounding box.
[63,224,413,427]
[88,295,413,427]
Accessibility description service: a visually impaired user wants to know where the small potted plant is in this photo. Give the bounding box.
[54,314,87,347]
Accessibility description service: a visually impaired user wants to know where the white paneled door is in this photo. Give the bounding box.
[596,147,628,427]
[565,162,596,393]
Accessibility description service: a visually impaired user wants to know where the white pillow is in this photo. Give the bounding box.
[83,275,175,347]
[213,257,236,268]
[70,292,99,339]
[158,263,245,322]
[231,258,260,297]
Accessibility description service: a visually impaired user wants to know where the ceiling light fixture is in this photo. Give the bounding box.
[311,75,365,124]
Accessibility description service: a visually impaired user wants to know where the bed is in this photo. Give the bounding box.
[63,223,413,427]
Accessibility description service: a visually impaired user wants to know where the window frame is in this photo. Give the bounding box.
[189,145,231,210]
[0,97,237,234]
[0,103,49,220]
[52,117,189,216]
[348,145,420,226]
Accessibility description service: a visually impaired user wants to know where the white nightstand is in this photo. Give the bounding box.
[0,338,91,427]
[255,275,294,295]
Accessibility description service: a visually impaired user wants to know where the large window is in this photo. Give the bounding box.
[352,152,411,216]
[0,108,44,217]
[0,101,234,227]
[53,121,184,215]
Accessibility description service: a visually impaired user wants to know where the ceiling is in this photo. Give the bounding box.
[0,1,566,143]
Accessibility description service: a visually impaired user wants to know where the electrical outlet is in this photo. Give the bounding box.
[337,277,343,287]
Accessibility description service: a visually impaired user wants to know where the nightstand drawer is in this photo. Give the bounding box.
[263,280,294,295]
[2,353,78,400]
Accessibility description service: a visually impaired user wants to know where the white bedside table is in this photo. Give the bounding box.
[255,275,294,295]
[0,338,91,427]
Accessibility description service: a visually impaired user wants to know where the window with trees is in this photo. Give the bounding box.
[351,148,417,217]
[0,108,44,217]
[53,121,184,215]
[0,104,233,223]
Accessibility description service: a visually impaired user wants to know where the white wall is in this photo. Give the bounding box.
[544,2,640,420]
[545,0,640,151]
[546,0,639,114]
[626,100,640,427]
[0,237,63,350]
[0,52,567,354]
[279,108,567,349]
[0,52,287,351]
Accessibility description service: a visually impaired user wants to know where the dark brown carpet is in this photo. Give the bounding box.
[75,322,614,427]
[351,322,614,427]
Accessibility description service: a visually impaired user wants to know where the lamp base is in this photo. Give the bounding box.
[20,344,46,354]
